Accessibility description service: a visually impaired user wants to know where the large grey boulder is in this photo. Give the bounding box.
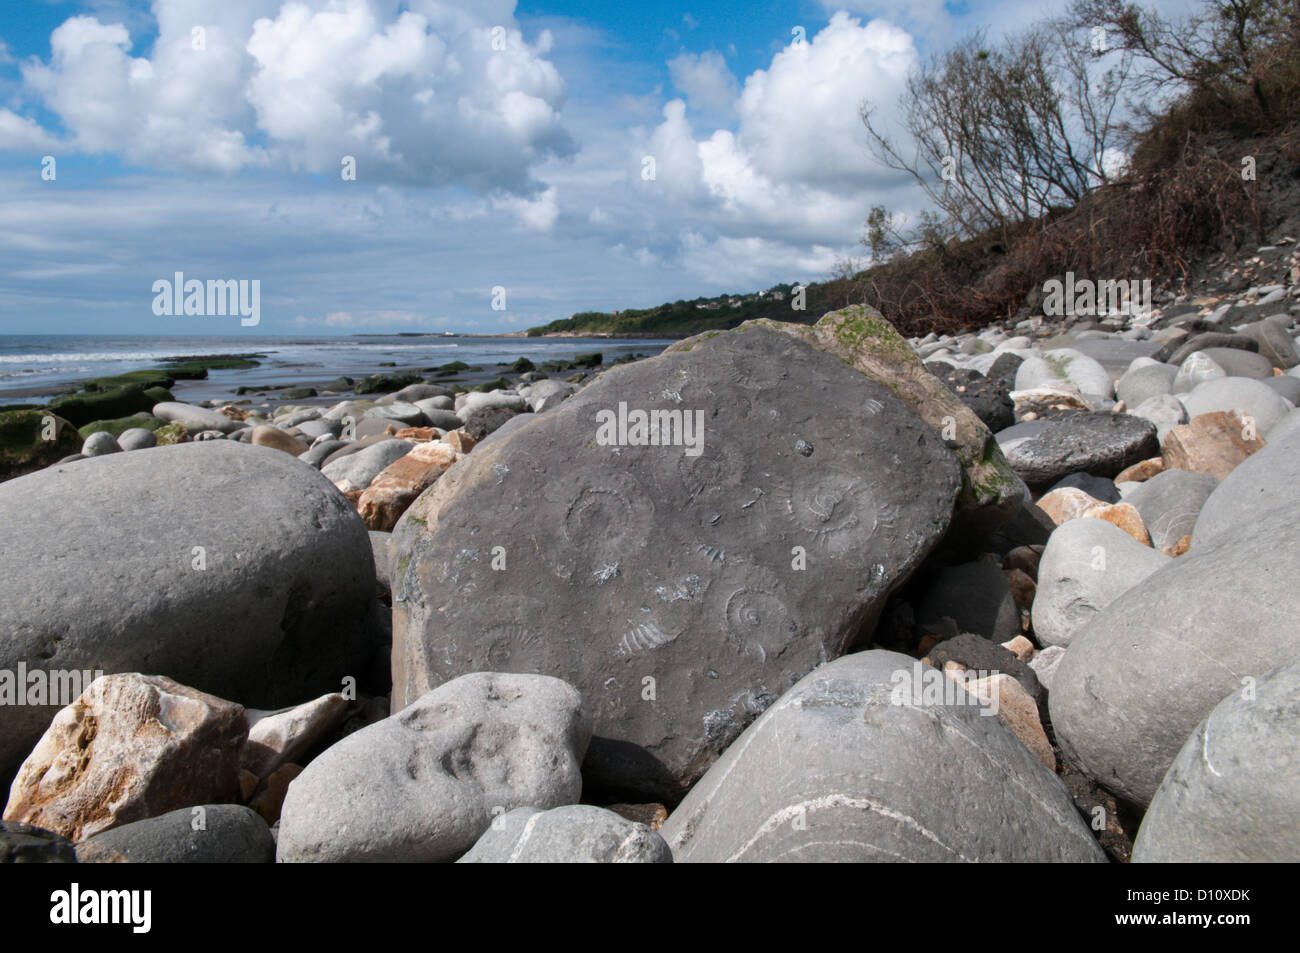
[1123,468,1218,550]
[1193,422,1300,548]
[276,673,591,863]
[460,404,520,439]
[1197,347,1274,380]
[457,805,672,863]
[1171,352,1226,393]
[363,402,425,426]
[1131,393,1188,443]
[1015,349,1113,403]
[319,432,403,466]
[1234,320,1299,369]
[1268,406,1300,444]
[414,404,464,431]
[1263,375,1300,404]
[1116,362,1176,409]
[459,391,528,414]
[1051,428,1300,806]
[320,438,413,491]
[725,307,1025,543]
[0,442,384,785]
[660,651,1105,863]
[1071,338,1162,379]
[1180,377,1294,437]
[151,402,243,434]
[1032,519,1170,648]
[322,400,373,424]
[386,383,454,404]
[75,804,274,863]
[1132,654,1300,862]
[299,439,344,468]
[275,407,321,428]
[421,408,467,429]
[521,379,578,413]
[995,413,1158,489]
[1161,332,1257,366]
[390,324,962,799]
[294,418,341,441]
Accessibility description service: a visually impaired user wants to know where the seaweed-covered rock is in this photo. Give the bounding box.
[0,409,80,482]
[46,383,172,427]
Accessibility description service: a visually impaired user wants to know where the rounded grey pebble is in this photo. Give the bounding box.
[117,427,157,451]
[81,431,122,456]
[75,805,275,863]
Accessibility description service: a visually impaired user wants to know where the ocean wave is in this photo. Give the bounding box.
[0,351,201,365]
[308,342,460,351]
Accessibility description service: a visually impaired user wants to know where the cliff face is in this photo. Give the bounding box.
[532,120,1300,342]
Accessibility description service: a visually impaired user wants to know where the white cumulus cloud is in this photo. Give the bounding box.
[12,0,574,192]
[667,50,737,114]
[643,13,918,246]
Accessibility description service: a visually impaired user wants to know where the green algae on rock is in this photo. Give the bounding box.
[0,409,80,482]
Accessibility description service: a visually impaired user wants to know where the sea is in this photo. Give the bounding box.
[0,334,676,405]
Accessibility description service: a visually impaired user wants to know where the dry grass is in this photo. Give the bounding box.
[844,33,1299,337]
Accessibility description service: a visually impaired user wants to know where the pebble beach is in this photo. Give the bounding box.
[2,248,1299,865]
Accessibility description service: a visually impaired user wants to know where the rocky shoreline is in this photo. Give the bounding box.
[2,260,1299,862]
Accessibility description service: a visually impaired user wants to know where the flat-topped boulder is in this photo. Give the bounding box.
[390,323,962,798]
[995,413,1158,489]
[151,402,244,434]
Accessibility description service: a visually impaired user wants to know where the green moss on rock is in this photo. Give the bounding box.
[78,414,166,439]
[153,422,189,445]
[820,305,913,360]
[46,382,165,427]
[0,409,80,482]
[355,373,421,395]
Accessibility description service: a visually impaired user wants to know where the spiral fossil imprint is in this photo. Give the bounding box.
[774,466,898,556]
[554,474,655,580]
[678,440,746,500]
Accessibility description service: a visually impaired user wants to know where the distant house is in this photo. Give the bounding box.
[771,291,785,300]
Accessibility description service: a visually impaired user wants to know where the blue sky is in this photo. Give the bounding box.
[0,0,1193,335]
